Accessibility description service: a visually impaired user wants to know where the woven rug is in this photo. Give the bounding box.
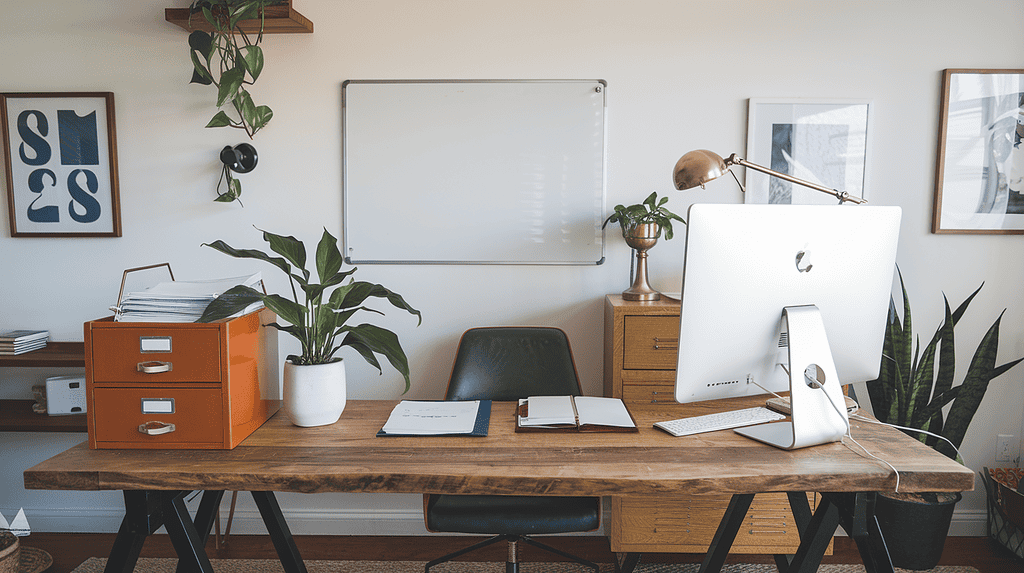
[69,558,981,572]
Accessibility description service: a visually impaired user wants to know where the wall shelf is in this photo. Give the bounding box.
[164,1,313,34]
[0,342,87,432]
[0,400,86,432]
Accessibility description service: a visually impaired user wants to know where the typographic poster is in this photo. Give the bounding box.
[2,93,121,236]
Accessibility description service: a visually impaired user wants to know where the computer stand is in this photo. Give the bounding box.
[735,305,849,450]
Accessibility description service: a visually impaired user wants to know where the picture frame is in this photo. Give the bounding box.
[744,98,871,204]
[1,92,122,237]
[932,69,1024,234]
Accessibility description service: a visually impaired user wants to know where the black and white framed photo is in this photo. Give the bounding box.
[744,98,871,204]
[2,92,122,237]
[933,69,1024,234]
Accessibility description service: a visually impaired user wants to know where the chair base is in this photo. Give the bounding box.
[424,533,599,573]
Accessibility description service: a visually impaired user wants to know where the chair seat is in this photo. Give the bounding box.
[426,494,600,535]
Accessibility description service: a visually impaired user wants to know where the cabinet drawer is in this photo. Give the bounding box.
[622,383,675,404]
[89,328,221,383]
[91,387,223,447]
[623,316,680,370]
[612,493,809,553]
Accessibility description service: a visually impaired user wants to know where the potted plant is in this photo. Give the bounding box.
[865,269,1023,569]
[199,227,421,427]
[187,0,276,204]
[602,191,685,301]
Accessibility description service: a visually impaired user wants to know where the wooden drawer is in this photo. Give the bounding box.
[622,383,675,404]
[91,387,224,448]
[89,327,221,383]
[610,493,814,554]
[623,316,680,370]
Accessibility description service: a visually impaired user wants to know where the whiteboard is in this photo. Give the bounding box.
[342,80,607,264]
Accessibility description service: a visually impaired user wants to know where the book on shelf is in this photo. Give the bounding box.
[516,395,638,433]
[0,330,49,354]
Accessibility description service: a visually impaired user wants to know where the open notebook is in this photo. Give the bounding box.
[516,396,638,433]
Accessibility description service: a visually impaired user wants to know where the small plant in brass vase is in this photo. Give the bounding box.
[603,191,685,301]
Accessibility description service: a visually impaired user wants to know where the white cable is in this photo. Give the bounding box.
[750,378,786,400]
[816,387,902,493]
[850,414,964,463]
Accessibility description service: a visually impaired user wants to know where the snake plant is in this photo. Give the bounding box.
[866,268,1023,461]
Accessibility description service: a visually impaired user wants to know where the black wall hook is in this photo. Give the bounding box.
[220,143,258,174]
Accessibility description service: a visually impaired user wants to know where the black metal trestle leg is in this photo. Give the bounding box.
[252,491,308,573]
[698,493,755,573]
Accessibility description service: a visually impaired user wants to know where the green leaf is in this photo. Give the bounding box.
[251,105,272,132]
[262,293,307,330]
[217,67,245,107]
[315,229,344,284]
[237,90,257,127]
[205,111,234,128]
[197,285,264,322]
[341,324,412,393]
[258,228,308,280]
[201,238,292,278]
[239,45,264,80]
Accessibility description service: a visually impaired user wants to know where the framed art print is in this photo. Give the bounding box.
[2,92,122,237]
[745,98,871,205]
[932,69,1024,234]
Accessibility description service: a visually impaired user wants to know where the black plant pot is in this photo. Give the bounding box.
[875,491,961,570]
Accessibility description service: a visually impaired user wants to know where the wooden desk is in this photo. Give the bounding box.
[25,398,973,573]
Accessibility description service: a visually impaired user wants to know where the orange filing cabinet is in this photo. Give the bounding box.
[84,308,280,449]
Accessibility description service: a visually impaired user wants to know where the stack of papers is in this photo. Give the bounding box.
[114,273,264,322]
[0,330,48,355]
[381,400,481,435]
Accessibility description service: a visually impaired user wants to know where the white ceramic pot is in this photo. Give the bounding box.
[283,359,347,427]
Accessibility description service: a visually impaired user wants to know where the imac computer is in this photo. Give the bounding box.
[673,203,902,450]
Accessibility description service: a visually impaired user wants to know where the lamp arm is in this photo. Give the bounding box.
[723,153,866,204]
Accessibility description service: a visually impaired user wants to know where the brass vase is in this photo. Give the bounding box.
[621,223,661,301]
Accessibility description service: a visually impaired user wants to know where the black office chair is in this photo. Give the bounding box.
[423,327,601,573]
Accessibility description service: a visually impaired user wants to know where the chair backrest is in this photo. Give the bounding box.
[444,327,583,401]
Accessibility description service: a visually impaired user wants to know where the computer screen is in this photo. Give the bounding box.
[674,203,901,407]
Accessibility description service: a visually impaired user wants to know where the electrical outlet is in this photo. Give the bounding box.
[996,434,1014,462]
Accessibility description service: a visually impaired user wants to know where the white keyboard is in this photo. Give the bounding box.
[654,407,786,437]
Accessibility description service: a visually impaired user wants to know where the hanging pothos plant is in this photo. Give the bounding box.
[187,0,276,204]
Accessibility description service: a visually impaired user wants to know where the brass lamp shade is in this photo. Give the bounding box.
[673,149,728,190]
[672,149,866,204]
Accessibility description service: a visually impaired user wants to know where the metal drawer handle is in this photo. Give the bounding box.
[138,421,176,435]
[138,361,172,374]
[653,337,679,350]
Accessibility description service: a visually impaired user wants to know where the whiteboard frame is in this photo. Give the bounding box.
[341,79,607,265]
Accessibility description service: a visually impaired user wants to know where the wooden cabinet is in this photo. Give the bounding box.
[603,295,828,555]
[0,342,87,432]
[604,294,680,404]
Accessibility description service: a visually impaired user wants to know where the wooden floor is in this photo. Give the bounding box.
[20,533,1023,573]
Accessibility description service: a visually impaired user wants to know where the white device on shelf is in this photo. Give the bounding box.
[671,204,901,450]
[45,375,87,415]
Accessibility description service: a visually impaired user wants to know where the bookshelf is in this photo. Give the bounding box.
[0,342,87,432]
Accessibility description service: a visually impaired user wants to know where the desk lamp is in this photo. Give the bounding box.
[672,149,866,204]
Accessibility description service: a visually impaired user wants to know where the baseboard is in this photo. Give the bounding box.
[25,506,990,537]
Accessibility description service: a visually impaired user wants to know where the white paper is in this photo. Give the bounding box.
[575,396,636,428]
[381,400,480,435]
[519,395,577,426]
[114,272,264,322]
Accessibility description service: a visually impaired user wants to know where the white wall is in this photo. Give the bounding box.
[2,0,1023,537]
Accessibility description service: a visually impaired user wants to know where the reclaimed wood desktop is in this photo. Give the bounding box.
[24,397,973,573]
